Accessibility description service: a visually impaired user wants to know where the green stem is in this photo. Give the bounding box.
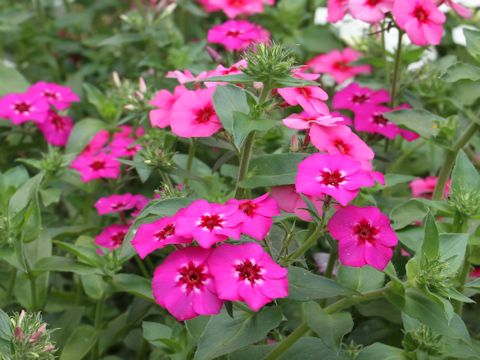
[432,122,480,200]
[5,269,16,303]
[135,255,150,279]
[264,286,390,360]
[20,240,38,311]
[92,295,106,359]
[324,251,338,280]
[386,140,425,173]
[234,131,255,198]
[390,30,404,108]
[184,139,196,186]
[454,249,471,315]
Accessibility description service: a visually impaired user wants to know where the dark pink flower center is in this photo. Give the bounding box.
[297,87,312,98]
[239,201,259,217]
[333,138,351,155]
[51,114,66,131]
[111,231,126,246]
[90,160,106,171]
[352,93,370,104]
[353,219,379,244]
[413,5,429,23]
[319,169,346,187]
[154,223,175,241]
[333,61,350,71]
[373,114,388,125]
[111,202,126,210]
[366,0,381,6]
[235,259,263,285]
[228,0,246,7]
[226,29,243,37]
[198,213,224,231]
[43,89,59,99]
[14,102,31,114]
[177,262,209,292]
[195,104,215,124]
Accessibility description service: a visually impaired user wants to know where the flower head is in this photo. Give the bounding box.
[327,0,350,22]
[70,152,121,182]
[328,205,398,270]
[95,193,140,215]
[208,243,288,311]
[333,83,390,112]
[410,176,450,198]
[277,86,329,115]
[0,93,49,124]
[349,0,394,23]
[149,86,188,129]
[282,112,344,130]
[209,0,267,18]
[95,224,130,251]
[271,185,324,221]
[37,110,73,146]
[207,20,270,51]
[27,81,79,110]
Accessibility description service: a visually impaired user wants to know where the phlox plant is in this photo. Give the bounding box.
[0,0,480,359]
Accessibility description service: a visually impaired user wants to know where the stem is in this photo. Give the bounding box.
[324,251,338,279]
[234,131,255,198]
[135,255,150,279]
[454,248,471,315]
[5,269,16,303]
[390,30,404,108]
[386,140,425,173]
[432,122,480,200]
[92,295,106,359]
[184,139,196,186]
[264,286,390,360]
[20,239,38,310]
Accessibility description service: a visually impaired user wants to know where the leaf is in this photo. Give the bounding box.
[232,112,278,149]
[451,151,480,193]
[8,172,44,217]
[464,28,480,61]
[54,240,103,268]
[443,63,480,83]
[60,325,99,360]
[240,153,309,189]
[194,307,282,360]
[142,321,172,347]
[112,274,154,302]
[288,266,357,301]
[98,33,148,46]
[439,233,469,274]
[81,274,106,300]
[278,336,350,360]
[390,199,427,230]
[421,212,439,261]
[385,109,445,139]
[304,302,353,349]
[0,63,29,96]
[356,343,407,360]
[337,265,385,292]
[33,256,100,275]
[66,118,106,154]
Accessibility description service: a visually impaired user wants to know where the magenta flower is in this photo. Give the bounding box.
[175,200,241,248]
[277,86,329,115]
[328,205,398,270]
[95,224,130,251]
[152,247,222,321]
[94,193,140,215]
[409,176,450,198]
[271,185,324,222]
[0,93,49,124]
[70,153,121,182]
[393,0,446,46]
[327,0,350,22]
[132,215,192,259]
[207,20,270,51]
[333,83,390,112]
[166,69,209,85]
[149,86,187,129]
[307,49,372,84]
[204,60,247,87]
[209,0,266,18]
[227,193,280,240]
[170,88,222,138]
[197,0,221,12]
[349,0,394,23]
[208,243,288,311]
[282,112,344,131]
[27,81,79,110]
[436,0,473,18]
[37,110,73,147]
[295,153,378,206]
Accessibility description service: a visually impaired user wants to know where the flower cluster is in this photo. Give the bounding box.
[208,20,270,51]
[0,81,79,146]
[198,0,275,18]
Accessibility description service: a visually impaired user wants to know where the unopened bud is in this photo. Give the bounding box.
[124,104,136,111]
[44,343,56,352]
[134,90,145,101]
[138,77,147,93]
[112,71,122,88]
[14,327,24,342]
[290,134,300,152]
[29,324,46,343]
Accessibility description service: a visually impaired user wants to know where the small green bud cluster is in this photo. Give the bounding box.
[403,325,443,356]
[0,216,15,247]
[415,257,454,298]
[40,148,65,176]
[449,188,480,217]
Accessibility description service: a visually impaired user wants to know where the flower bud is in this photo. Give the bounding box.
[206,46,223,63]
[403,325,443,355]
[138,77,147,93]
[112,71,122,88]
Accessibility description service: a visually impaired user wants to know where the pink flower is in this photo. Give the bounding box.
[409,176,450,198]
[132,216,192,259]
[470,267,480,278]
[175,200,241,248]
[271,185,324,222]
[295,153,378,206]
[354,104,401,139]
[207,20,270,51]
[170,88,222,138]
[132,195,149,217]
[166,70,209,85]
[328,205,398,270]
[152,247,222,321]
[307,49,372,84]
[393,0,446,46]
[277,86,329,115]
[149,86,187,128]
[94,193,140,215]
[0,93,49,124]
[282,112,344,130]
[197,0,221,12]
[208,243,288,311]
[227,193,280,240]
[333,83,390,112]
[327,0,350,22]
[309,124,375,168]
[436,0,473,18]
[204,60,247,87]
[37,110,73,146]
[70,152,121,182]
[349,0,394,23]
[95,224,130,250]
[27,81,79,110]
[209,0,266,18]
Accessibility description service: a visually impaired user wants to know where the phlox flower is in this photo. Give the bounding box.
[37,110,73,146]
[277,86,329,115]
[95,193,140,215]
[207,20,270,51]
[436,0,473,18]
[328,205,398,270]
[327,0,350,22]
[204,60,247,87]
[349,0,394,23]
[271,185,324,222]
[95,224,130,251]
[409,176,450,198]
[307,49,371,84]
[393,0,446,46]
[166,69,209,85]
[332,83,390,112]
[27,81,79,110]
[149,86,188,129]
[282,112,344,130]
[227,193,280,240]
[152,247,222,321]
[170,88,222,138]
[132,195,149,217]
[470,267,480,278]
[175,199,241,248]
[132,215,192,259]
[209,0,266,18]
[197,0,221,12]
[70,152,121,182]
[295,153,378,206]
[0,93,49,124]
[208,243,288,311]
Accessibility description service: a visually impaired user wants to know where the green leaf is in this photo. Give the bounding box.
[385,109,445,139]
[443,63,480,83]
[54,240,103,268]
[0,309,10,341]
[278,336,350,360]
[8,172,44,217]
[288,266,357,301]
[194,307,282,360]
[60,325,99,360]
[304,302,353,349]
[83,84,119,120]
[33,256,100,275]
[439,233,469,274]
[356,343,407,360]
[66,118,106,154]
[240,153,308,189]
[112,274,154,302]
[337,265,385,292]
[421,212,439,261]
[451,151,480,193]
[0,63,29,96]
[232,112,278,149]
[81,274,106,300]
[98,33,148,46]
[142,321,172,348]
[464,28,480,61]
